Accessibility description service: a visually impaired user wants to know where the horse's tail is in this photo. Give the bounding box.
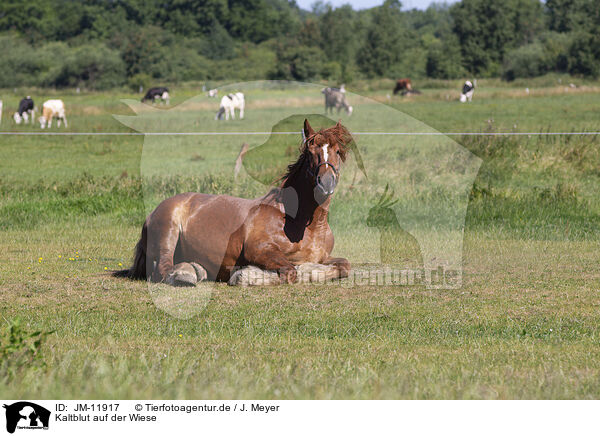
[113,222,147,280]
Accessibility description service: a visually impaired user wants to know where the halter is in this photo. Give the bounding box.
[307,161,339,181]
[302,131,339,182]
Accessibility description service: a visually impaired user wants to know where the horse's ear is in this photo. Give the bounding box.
[303,119,315,139]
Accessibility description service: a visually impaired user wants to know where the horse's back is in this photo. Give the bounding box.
[148,192,256,229]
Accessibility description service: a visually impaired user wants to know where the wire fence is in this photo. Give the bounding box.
[1,131,600,136]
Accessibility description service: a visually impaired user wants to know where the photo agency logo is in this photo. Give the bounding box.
[3,402,50,433]
[115,81,481,318]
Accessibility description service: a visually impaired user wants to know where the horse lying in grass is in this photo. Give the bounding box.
[116,119,353,286]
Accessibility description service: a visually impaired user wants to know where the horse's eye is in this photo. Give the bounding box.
[337,150,341,155]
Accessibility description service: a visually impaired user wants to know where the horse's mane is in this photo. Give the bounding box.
[279,123,353,188]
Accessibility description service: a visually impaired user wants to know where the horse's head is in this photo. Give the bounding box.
[302,119,352,198]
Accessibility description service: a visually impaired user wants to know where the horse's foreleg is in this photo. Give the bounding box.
[322,257,351,279]
[244,244,297,283]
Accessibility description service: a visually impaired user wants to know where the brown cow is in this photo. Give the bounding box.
[393,79,413,95]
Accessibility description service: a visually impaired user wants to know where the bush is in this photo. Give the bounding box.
[49,43,126,89]
[322,61,342,81]
[501,31,596,80]
[502,42,548,80]
[0,36,127,89]
[211,43,276,81]
[0,34,45,87]
[127,73,153,93]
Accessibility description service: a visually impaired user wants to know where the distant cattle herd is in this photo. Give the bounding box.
[0,80,477,128]
[5,96,68,128]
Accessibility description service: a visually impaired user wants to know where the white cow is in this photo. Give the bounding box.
[215,92,244,120]
[39,99,67,129]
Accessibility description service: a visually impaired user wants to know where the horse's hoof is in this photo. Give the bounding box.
[228,266,280,286]
[296,263,339,283]
[189,262,208,282]
[166,263,208,287]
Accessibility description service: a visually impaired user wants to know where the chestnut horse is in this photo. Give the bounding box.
[116,119,353,285]
[393,78,412,95]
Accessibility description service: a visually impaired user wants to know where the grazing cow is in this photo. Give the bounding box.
[208,88,218,97]
[39,99,67,129]
[460,80,474,102]
[13,96,35,124]
[142,87,170,105]
[393,79,412,95]
[322,87,353,116]
[215,92,245,120]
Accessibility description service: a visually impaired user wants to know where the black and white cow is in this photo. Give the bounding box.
[141,87,170,105]
[215,92,245,120]
[460,81,475,102]
[13,96,35,124]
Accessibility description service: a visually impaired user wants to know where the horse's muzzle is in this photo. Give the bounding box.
[316,171,337,196]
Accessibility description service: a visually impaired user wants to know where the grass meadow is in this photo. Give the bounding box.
[1,78,599,399]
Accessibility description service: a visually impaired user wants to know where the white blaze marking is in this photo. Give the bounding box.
[323,143,328,162]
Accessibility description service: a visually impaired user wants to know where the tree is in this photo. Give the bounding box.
[0,0,58,42]
[226,0,299,43]
[319,5,360,66]
[426,34,466,79]
[451,0,545,75]
[567,32,600,77]
[357,0,410,77]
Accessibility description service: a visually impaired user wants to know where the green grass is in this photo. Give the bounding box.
[1,80,600,398]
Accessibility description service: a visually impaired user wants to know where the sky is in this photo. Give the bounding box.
[294,0,457,10]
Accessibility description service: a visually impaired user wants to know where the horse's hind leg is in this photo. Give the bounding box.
[146,217,207,286]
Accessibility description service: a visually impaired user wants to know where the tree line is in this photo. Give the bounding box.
[0,0,598,89]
